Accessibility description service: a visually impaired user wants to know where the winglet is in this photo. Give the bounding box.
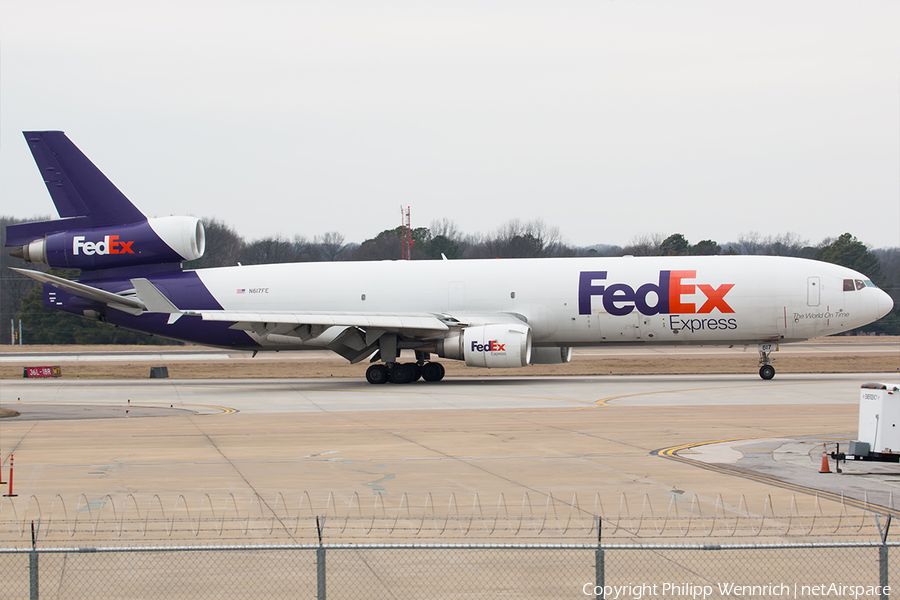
[130,278,184,324]
[130,278,180,313]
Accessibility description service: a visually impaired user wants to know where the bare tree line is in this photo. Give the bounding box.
[192,218,895,264]
[2,214,898,343]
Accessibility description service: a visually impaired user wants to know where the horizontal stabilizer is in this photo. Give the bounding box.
[11,267,145,315]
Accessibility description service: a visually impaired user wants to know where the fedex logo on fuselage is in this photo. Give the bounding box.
[471,340,506,353]
[578,270,735,316]
[73,235,135,256]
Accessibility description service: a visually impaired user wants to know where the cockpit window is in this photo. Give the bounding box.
[845,278,879,291]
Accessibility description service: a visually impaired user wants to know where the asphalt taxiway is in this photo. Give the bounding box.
[2,371,899,528]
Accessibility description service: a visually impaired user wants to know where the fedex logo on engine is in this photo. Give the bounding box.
[578,270,735,316]
[471,340,506,353]
[73,235,135,256]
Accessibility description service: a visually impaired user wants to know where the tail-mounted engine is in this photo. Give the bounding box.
[437,323,532,368]
[11,216,205,270]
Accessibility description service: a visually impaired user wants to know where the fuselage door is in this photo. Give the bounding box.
[807,277,820,307]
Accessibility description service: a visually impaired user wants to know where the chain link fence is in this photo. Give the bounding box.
[1,541,897,599]
[4,494,900,598]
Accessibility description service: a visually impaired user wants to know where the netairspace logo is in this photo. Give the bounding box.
[73,235,134,256]
[581,581,890,599]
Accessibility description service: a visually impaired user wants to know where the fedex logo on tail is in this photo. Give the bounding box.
[73,235,135,256]
[578,271,735,316]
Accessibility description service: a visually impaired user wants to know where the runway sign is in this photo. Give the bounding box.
[23,366,61,378]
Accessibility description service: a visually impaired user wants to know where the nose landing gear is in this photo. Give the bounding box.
[759,364,776,380]
[758,342,778,380]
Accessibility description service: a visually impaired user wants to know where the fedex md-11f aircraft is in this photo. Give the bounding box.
[6,132,894,383]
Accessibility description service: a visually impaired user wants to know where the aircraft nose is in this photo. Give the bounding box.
[878,289,895,319]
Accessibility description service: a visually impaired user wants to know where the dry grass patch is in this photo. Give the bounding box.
[1,353,897,380]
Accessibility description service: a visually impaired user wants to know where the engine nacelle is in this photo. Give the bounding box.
[13,216,205,270]
[437,323,532,368]
[530,346,572,365]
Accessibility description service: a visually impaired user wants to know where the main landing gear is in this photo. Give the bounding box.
[365,362,445,384]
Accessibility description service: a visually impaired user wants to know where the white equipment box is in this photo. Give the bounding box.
[858,382,900,453]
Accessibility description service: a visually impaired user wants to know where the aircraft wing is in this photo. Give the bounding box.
[187,309,527,332]
[185,309,526,363]
[188,310,451,332]
[182,309,450,363]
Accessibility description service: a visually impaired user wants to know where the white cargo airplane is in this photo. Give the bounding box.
[7,132,895,383]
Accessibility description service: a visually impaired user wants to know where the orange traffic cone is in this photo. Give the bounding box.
[819,444,831,474]
[2,453,17,497]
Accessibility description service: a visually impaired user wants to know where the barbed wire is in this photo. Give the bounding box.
[0,491,895,543]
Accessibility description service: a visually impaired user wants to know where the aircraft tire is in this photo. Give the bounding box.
[759,365,776,380]
[366,364,390,384]
[389,364,413,384]
[422,362,445,382]
[406,363,422,382]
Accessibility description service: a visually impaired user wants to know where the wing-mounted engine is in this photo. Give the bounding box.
[436,323,532,368]
[11,216,205,270]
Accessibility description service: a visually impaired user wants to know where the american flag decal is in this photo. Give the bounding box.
[236,289,245,294]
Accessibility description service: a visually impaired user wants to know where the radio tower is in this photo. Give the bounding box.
[400,205,413,260]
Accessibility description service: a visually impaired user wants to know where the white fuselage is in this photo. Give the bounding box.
[191,255,892,349]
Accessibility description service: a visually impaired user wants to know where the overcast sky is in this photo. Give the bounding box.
[2,1,898,250]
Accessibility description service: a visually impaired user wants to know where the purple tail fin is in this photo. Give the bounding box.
[7,131,205,274]
[7,131,146,245]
